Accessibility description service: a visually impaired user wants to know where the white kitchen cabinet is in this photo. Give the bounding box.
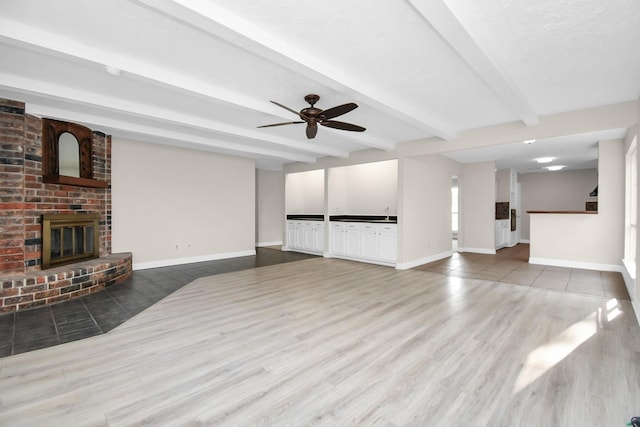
[495,220,509,249]
[330,221,397,266]
[359,224,378,259]
[303,222,315,250]
[344,223,361,257]
[330,223,346,255]
[294,222,303,248]
[287,221,297,249]
[286,220,325,254]
[378,225,398,262]
[313,223,325,253]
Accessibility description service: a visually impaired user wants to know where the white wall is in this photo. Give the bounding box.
[328,160,398,216]
[111,138,256,269]
[256,169,285,247]
[529,140,624,269]
[496,169,510,202]
[459,161,496,253]
[520,169,598,240]
[285,170,325,214]
[397,155,460,268]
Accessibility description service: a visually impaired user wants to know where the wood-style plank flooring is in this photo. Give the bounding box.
[1,257,639,426]
[417,244,630,300]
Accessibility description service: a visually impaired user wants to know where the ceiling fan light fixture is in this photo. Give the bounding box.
[104,65,121,76]
[535,157,555,164]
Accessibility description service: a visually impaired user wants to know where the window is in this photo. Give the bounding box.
[624,137,637,278]
[451,183,459,233]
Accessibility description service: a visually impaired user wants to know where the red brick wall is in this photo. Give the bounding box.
[0,98,112,277]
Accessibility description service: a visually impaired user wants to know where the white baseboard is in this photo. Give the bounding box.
[282,247,323,256]
[528,257,622,272]
[133,249,256,270]
[457,247,496,255]
[395,251,452,270]
[519,239,530,244]
[256,240,283,247]
[327,254,396,268]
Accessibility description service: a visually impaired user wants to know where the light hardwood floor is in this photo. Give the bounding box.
[1,258,639,426]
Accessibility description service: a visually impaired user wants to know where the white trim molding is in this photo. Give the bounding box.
[528,257,622,272]
[256,241,283,247]
[395,251,452,270]
[133,250,256,270]
[457,247,497,255]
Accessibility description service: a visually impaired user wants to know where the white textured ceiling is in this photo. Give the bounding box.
[443,128,627,173]
[0,0,638,170]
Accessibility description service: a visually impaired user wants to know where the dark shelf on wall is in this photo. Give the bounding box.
[286,214,325,221]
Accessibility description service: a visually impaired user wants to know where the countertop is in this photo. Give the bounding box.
[286,214,324,221]
[527,210,598,214]
[286,214,398,224]
[330,215,398,224]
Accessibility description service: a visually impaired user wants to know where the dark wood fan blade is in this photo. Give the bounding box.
[321,103,358,120]
[270,100,301,117]
[257,121,304,128]
[320,120,366,132]
[306,124,318,139]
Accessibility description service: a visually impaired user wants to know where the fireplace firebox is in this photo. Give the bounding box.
[42,213,100,269]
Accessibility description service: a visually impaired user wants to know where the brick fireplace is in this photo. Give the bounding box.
[0,98,131,313]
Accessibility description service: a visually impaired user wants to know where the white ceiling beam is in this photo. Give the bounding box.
[0,72,348,159]
[0,16,390,152]
[0,18,269,112]
[0,20,358,157]
[24,103,317,164]
[405,0,539,126]
[134,0,456,141]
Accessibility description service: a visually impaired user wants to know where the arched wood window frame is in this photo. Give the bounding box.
[41,118,107,188]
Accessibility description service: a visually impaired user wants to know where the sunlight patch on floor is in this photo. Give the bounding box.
[513,311,598,394]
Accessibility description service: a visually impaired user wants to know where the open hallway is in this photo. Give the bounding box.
[416,244,630,300]
[1,257,638,426]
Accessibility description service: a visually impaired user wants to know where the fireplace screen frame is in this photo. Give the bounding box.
[42,213,100,269]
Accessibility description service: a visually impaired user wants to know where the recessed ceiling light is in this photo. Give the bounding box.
[523,139,536,144]
[105,65,121,76]
[545,165,565,171]
[535,157,555,164]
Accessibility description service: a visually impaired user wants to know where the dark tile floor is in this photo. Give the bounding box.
[0,248,316,358]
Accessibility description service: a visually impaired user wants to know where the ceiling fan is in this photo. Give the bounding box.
[258,94,366,139]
